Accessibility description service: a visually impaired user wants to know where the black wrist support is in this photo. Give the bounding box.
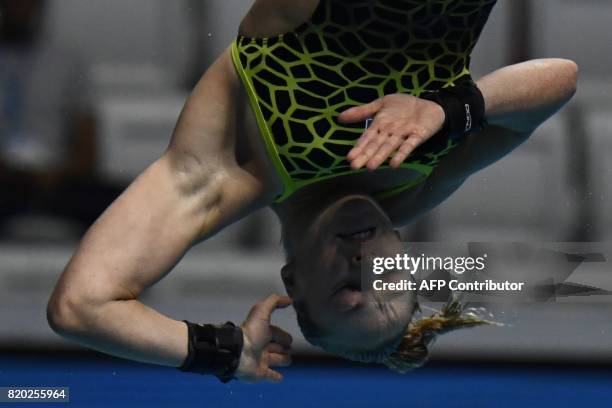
[420,77,487,140]
[179,321,244,383]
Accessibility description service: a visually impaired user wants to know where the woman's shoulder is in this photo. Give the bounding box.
[239,0,318,38]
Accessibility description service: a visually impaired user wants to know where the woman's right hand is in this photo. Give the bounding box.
[236,295,294,383]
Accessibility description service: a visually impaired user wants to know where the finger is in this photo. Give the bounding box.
[390,136,422,168]
[264,368,284,383]
[338,98,383,123]
[351,128,390,170]
[348,126,379,161]
[266,343,289,354]
[268,352,292,367]
[366,131,407,170]
[247,294,293,323]
[270,325,293,348]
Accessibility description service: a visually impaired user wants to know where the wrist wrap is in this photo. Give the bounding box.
[420,77,487,140]
[179,321,244,383]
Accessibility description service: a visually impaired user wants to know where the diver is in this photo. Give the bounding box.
[48,0,578,383]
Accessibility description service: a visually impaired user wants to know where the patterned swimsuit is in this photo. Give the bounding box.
[232,0,496,202]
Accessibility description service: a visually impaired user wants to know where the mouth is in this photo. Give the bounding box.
[330,279,365,311]
[331,286,364,311]
[333,280,362,293]
[337,226,377,243]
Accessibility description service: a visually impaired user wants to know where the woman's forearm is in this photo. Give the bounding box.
[476,58,578,133]
[54,296,190,368]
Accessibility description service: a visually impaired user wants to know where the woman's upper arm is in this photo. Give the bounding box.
[56,150,263,306]
[169,48,243,160]
[54,50,266,303]
[165,47,273,236]
[239,0,314,38]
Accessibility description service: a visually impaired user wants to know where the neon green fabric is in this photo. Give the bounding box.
[232,0,496,202]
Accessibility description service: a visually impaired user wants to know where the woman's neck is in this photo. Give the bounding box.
[272,180,371,228]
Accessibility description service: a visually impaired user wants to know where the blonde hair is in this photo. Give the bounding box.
[383,298,492,373]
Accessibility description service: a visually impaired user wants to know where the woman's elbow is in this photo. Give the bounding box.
[47,289,87,337]
[554,58,579,99]
[47,271,132,338]
[538,58,579,113]
[47,281,106,339]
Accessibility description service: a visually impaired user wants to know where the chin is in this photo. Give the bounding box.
[347,298,413,341]
[368,292,416,332]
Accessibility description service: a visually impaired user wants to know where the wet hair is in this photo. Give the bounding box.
[293,296,491,372]
[382,298,491,373]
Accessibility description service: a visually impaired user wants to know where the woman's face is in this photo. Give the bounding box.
[282,195,417,355]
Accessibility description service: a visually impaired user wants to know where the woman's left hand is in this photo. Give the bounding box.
[236,295,293,383]
[338,93,446,170]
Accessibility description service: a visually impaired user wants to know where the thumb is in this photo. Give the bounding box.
[246,294,293,323]
[338,98,383,123]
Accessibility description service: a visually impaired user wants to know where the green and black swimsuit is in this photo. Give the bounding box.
[232,0,497,202]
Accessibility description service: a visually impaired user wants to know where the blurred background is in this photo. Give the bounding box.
[1,0,611,366]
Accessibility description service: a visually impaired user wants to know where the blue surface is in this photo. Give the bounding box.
[1,354,611,407]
